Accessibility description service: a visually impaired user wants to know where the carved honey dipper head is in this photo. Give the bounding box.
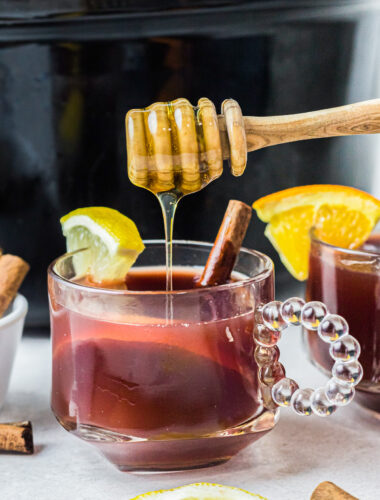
[126,96,380,194]
[125,98,246,195]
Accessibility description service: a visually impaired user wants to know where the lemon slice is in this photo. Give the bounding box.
[253,185,380,281]
[130,483,267,500]
[60,207,144,282]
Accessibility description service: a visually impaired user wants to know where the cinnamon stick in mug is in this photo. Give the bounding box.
[197,200,252,287]
[0,254,30,317]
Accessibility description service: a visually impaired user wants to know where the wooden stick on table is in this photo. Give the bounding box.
[311,481,358,500]
[0,421,34,454]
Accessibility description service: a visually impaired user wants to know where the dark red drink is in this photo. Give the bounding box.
[52,268,260,437]
[306,234,380,413]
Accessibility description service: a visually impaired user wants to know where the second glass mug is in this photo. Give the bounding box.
[306,229,380,415]
[48,240,361,472]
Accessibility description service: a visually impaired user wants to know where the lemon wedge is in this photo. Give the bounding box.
[253,184,380,281]
[60,206,144,282]
[130,483,267,500]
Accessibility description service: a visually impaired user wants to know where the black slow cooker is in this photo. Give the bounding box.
[1,0,379,327]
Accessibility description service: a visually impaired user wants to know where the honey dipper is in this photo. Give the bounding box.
[126,97,380,194]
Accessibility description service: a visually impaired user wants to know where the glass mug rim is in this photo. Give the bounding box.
[310,227,380,261]
[48,239,274,296]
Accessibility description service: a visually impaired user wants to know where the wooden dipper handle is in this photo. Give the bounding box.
[311,481,358,500]
[0,421,34,454]
[242,99,380,152]
[219,98,380,175]
[197,200,252,287]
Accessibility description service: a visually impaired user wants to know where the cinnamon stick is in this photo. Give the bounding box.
[197,200,252,287]
[0,254,29,317]
[0,421,34,454]
[311,481,358,500]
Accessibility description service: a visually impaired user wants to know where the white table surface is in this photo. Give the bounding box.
[0,331,379,500]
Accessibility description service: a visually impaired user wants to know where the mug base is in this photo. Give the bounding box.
[56,408,279,473]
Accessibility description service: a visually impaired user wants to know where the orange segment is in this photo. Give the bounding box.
[253,185,380,281]
[265,205,315,281]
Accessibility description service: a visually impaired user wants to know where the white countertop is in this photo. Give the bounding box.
[0,332,379,500]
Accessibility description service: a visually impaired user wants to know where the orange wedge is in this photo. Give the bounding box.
[252,185,380,281]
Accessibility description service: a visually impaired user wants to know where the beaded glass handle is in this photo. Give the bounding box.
[255,298,363,417]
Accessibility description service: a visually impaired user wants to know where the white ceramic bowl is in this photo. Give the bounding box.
[0,294,28,410]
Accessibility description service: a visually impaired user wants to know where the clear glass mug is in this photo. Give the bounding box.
[306,230,380,415]
[48,240,361,472]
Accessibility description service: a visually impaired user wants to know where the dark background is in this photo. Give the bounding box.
[0,0,379,328]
